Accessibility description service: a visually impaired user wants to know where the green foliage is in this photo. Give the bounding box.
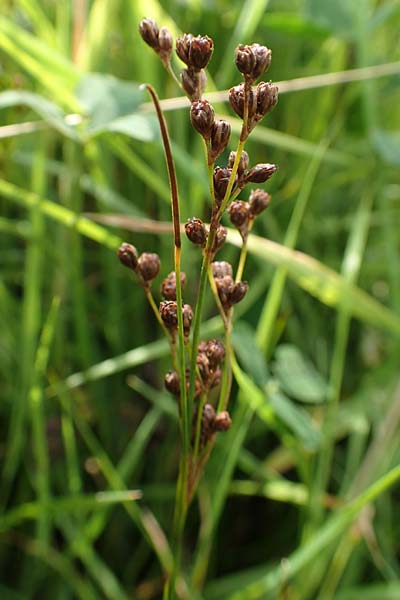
[1,0,400,599]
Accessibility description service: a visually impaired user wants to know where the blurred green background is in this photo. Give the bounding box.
[1,0,400,598]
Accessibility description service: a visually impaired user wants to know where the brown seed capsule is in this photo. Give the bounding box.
[176,34,214,70]
[229,281,248,306]
[256,81,279,119]
[137,252,160,282]
[158,26,173,63]
[164,371,180,396]
[249,189,271,216]
[209,119,231,163]
[210,368,222,388]
[215,275,234,307]
[139,18,159,50]
[200,403,216,446]
[214,410,232,432]
[228,200,251,228]
[182,303,194,338]
[180,68,206,101]
[229,84,257,121]
[161,271,186,300]
[118,242,138,271]
[245,163,277,184]
[228,150,250,175]
[235,44,271,82]
[204,339,225,369]
[190,100,215,139]
[159,300,178,330]
[213,167,237,206]
[211,261,233,279]
[211,224,227,255]
[196,351,210,382]
[185,217,208,247]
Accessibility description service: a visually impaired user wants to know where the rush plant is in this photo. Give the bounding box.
[117,18,279,598]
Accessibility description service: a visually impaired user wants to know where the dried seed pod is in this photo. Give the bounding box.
[161,271,186,300]
[229,281,248,306]
[213,167,236,206]
[211,224,227,255]
[196,351,210,382]
[211,261,233,279]
[118,242,138,271]
[256,81,279,119]
[245,163,277,184]
[209,119,231,163]
[235,44,271,82]
[228,200,251,228]
[190,100,215,139]
[200,403,216,446]
[159,300,178,330]
[215,275,234,307]
[185,217,208,247]
[164,371,180,396]
[229,84,257,121]
[180,67,206,101]
[228,150,250,175]
[158,26,173,63]
[176,34,214,70]
[204,339,225,369]
[214,410,232,432]
[249,188,271,216]
[210,368,222,388]
[139,18,159,50]
[137,252,161,282]
[182,303,194,338]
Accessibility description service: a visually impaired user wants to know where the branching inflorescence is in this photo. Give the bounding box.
[118,17,278,595]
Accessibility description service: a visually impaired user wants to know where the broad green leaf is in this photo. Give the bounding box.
[228,230,400,337]
[227,464,400,599]
[372,128,400,166]
[76,73,158,141]
[273,344,329,404]
[0,91,80,140]
[232,321,270,388]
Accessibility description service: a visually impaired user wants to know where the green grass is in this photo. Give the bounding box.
[1,0,400,598]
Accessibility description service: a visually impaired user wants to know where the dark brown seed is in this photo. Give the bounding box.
[211,224,227,255]
[185,217,208,247]
[228,200,251,228]
[256,81,279,118]
[245,163,277,184]
[159,300,178,329]
[209,119,231,163]
[158,26,173,62]
[228,150,250,174]
[164,371,180,396]
[161,271,186,300]
[229,281,248,306]
[137,252,160,282]
[211,261,233,279]
[215,275,234,306]
[213,167,236,206]
[196,351,210,382]
[235,44,271,81]
[210,368,222,388]
[204,339,225,369]
[249,188,271,215]
[176,34,214,70]
[229,83,257,121]
[118,242,138,271]
[190,99,215,139]
[214,411,232,431]
[200,403,216,445]
[180,67,206,100]
[182,303,194,337]
[139,18,159,50]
